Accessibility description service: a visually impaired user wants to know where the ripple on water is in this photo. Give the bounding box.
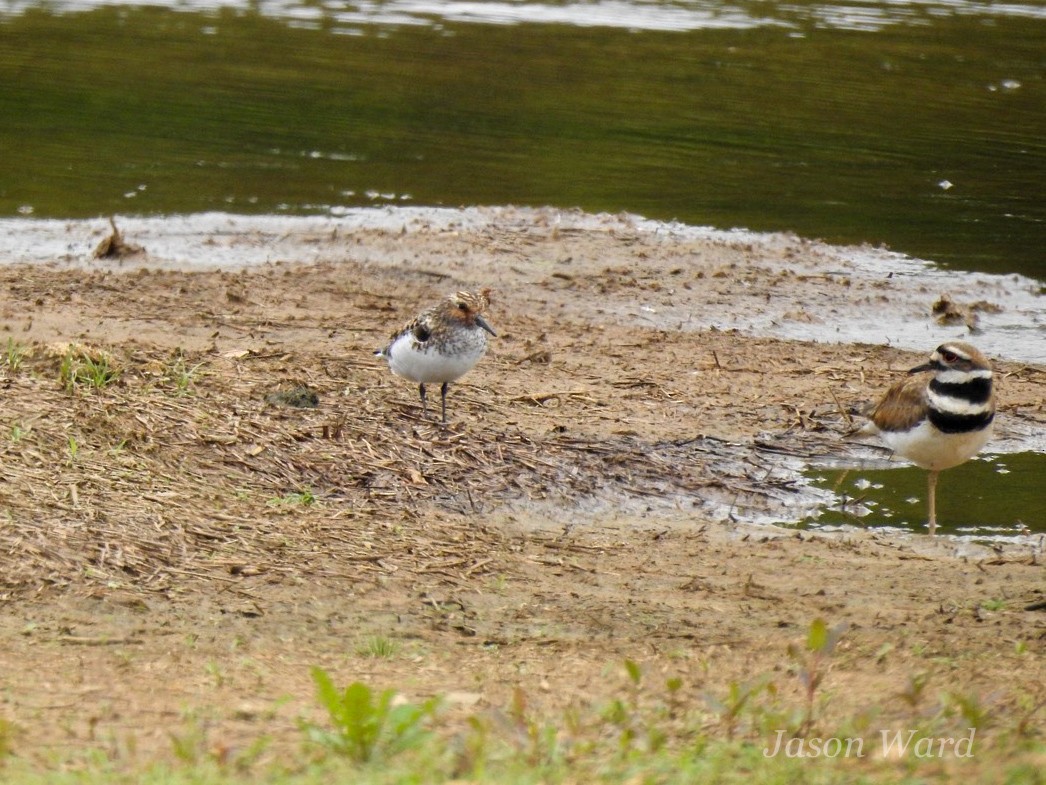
[3,0,1046,31]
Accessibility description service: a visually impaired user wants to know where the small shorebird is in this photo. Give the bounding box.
[377,289,496,423]
[858,342,995,535]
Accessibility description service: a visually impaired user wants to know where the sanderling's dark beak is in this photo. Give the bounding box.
[907,360,937,375]
[476,315,497,337]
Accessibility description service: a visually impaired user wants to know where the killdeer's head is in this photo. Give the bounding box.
[908,341,992,384]
[913,341,995,434]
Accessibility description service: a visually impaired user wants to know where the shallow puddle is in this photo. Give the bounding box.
[797,451,1046,538]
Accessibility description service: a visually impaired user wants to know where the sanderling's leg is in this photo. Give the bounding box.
[418,383,428,417]
[440,382,450,424]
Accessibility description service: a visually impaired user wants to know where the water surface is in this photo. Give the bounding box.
[1,0,1043,278]
[801,452,1045,537]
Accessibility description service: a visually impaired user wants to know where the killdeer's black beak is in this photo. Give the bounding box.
[476,314,497,337]
[907,360,937,375]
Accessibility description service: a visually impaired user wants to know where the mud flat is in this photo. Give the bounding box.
[0,206,1042,765]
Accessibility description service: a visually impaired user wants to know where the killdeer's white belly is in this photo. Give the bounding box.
[385,332,487,385]
[878,419,994,472]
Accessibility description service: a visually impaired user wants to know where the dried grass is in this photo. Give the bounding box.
[0,341,818,600]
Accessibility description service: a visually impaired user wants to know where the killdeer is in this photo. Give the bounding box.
[858,342,995,535]
[376,289,496,424]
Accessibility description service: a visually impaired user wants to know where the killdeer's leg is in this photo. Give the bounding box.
[440,381,450,425]
[418,383,428,416]
[927,470,939,536]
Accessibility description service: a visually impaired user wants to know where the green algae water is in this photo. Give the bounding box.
[0,1,1044,279]
[801,452,1045,536]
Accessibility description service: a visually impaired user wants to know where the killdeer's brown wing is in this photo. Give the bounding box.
[870,374,929,433]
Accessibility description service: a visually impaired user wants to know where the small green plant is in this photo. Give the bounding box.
[4,338,27,372]
[169,712,268,770]
[488,573,509,593]
[506,687,563,769]
[624,658,642,689]
[169,716,208,765]
[303,669,439,763]
[665,676,685,719]
[945,690,990,730]
[67,436,79,464]
[705,676,772,741]
[0,716,19,761]
[980,598,1006,612]
[874,642,894,665]
[60,348,119,392]
[899,672,930,710]
[166,353,205,395]
[1012,692,1046,739]
[268,488,317,507]
[357,635,399,659]
[787,618,848,734]
[459,714,491,779]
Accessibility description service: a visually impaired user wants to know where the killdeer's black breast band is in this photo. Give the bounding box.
[929,408,994,434]
[929,377,992,405]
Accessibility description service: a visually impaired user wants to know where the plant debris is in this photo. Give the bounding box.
[93,217,144,259]
[0,343,849,598]
[265,385,321,408]
[931,293,1003,331]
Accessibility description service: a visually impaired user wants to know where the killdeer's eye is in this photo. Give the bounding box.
[940,350,958,363]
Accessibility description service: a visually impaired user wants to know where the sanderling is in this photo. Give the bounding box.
[856,342,995,535]
[377,289,496,423]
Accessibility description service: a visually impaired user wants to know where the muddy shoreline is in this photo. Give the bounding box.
[2,207,1043,361]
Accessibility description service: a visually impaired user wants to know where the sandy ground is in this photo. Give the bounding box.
[0,207,1042,767]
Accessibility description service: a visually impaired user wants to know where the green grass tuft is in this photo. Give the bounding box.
[302,668,440,764]
[60,348,120,392]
